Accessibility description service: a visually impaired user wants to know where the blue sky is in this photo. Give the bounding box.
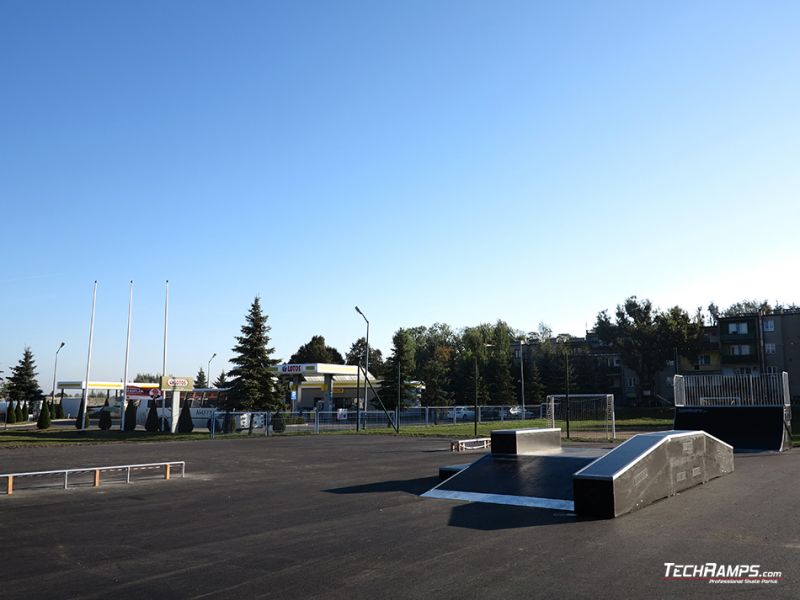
[2,1,799,387]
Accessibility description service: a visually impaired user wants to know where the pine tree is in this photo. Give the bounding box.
[37,401,51,429]
[228,297,281,411]
[98,399,111,430]
[7,348,44,411]
[177,399,194,433]
[213,371,228,388]
[195,367,208,389]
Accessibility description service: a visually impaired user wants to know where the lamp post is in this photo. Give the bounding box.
[51,342,65,418]
[208,353,217,388]
[355,306,369,412]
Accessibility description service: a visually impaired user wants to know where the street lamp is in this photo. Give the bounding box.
[51,342,65,418]
[355,306,369,412]
[208,353,217,388]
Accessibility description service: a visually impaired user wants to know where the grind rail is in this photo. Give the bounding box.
[1,461,186,495]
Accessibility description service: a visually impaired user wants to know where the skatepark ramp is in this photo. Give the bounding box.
[424,428,733,518]
[674,373,792,451]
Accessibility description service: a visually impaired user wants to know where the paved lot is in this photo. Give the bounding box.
[1,435,798,599]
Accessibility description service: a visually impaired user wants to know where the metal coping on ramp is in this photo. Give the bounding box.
[1,461,186,496]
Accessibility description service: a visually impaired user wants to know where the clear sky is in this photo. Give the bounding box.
[2,1,799,387]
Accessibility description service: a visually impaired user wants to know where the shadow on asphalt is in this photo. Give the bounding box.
[324,476,439,496]
[446,502,585,531]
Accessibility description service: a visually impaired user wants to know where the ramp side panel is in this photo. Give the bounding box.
[436,454,595,501]
[491,428,561,456]
[574,431,734,518]
[674,406,791,451]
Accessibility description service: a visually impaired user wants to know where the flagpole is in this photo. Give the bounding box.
[162,280,169,431]
[80,281,98,431]
[121,280,133,431]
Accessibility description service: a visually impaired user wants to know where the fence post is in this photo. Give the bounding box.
[93,469,100,487]
[6,475,13,495]
[425,407,429,427]
[211,411,216,439]
[315,410,319,434]
[266,412,271,437]
[165,464,171,480]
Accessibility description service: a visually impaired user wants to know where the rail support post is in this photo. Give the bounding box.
[6,476,13,495]
[165,464,171,480]
[93,469,100,487]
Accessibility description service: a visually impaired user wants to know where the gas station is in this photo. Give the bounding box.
[272,363,378,413]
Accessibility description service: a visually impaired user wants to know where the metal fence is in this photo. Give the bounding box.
[674,373,790,407]
[208,406,547,437]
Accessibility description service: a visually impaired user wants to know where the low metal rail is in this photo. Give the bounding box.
[1,461,186,495]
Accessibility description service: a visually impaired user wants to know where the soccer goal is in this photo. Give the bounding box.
[545,394,616,441]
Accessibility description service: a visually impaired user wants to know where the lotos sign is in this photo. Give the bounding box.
[160,376,194,391]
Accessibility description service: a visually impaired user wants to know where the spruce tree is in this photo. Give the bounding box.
[7,348,44,413]
[213,371,228,388]
[177,399,194,433]
[36,401,51,429]
[195,367,208,389]
[228,297,281,411]
[98,399,111,430]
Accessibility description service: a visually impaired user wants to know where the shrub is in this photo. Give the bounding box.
[145,403,159,432]
[22,402,29,421]
[177,399,194,433]
[36,401,51,430]
[7,402,17,424]
[15,402,23,422]
[56,402,65,419]
[123,401,138,431]
[98,399,112,430]
[272,412,286,433]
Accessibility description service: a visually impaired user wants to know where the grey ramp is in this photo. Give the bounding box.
[491,427,561,455]
[573,430,734,518]
[423,450,604,511]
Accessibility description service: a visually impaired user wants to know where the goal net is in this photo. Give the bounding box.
[545,394,616,440]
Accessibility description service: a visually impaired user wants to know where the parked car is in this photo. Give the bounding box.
[446,406,476,420]
[509,406,539,419]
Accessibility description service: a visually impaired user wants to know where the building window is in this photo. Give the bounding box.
[763,319,775,332]
[730,345,751,356]
[626,377,637,388]
[697,354,711,366]
[765,343,776,355]
[728,322,749,334]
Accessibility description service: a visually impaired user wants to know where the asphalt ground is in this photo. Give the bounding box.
[0,435,798,600]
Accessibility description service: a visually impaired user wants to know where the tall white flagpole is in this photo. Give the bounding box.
[121,280,133,431]
[162,280,169,431]
[81,281,98,431]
